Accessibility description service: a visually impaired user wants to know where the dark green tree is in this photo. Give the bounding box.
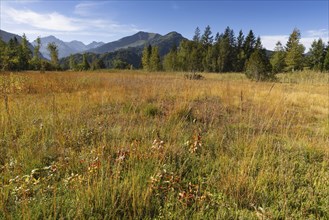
[81,53,90,70]
[69,54,76,70]
[18,34,32,70]
[149,46,161,71]
[285,28,305,71]
[47,42,59,69]
[243,30,256,61]
[163,45,178,71]
[201,25,213,46]
[309,39,325,71]
[142,45,152,71]
[30,37,41,70]
[193,27,201,42]
[235,30,245,71]
[323,43,329,72]
[245,39,273,81]
[270,41,286,73]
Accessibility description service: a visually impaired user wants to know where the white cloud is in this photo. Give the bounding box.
[1,5,143,43]
[5,7,82,31]
[261,35,289,51]
[306,29,328,38]
[261,29,328,52]
[74,2,106,17]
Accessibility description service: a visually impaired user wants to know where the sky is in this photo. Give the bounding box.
[0,0,328,51]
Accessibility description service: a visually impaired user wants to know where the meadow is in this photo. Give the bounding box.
[0,70,328,219]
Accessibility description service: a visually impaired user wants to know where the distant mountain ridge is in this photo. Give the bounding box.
[59,31,187,70]
[88,31,185,55]
[0,29,38,56]
[32,36,104,59]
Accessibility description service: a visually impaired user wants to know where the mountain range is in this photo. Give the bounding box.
[32,36,105,59]
[0,29,43,58]
[0,29,186,69]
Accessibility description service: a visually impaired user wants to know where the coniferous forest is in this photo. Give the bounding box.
[1,26,329,80]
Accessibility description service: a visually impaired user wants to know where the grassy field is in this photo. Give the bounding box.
[0,70,328,219]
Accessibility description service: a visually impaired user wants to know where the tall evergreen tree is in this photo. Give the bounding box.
[217,37,230,72]
[47,42,59,69]
[309,39,325,71]
[69,54,76,70]
[142,45,152,71]
[323,43,329,72]
[163,45,178,71]
[243,30,256,61]
[150,46,161,71]
[270,41,286,73]
[201,25,213,46]
[235,30,245,71]
[193,27,201,42]
[18,34,32,70]
[285,28,305,71]
[31,37,41,70]
[3,38,20,70]
[0,38,6,70]
[81,53,90,70]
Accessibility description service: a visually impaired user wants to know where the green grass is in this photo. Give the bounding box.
[0,70,328,219]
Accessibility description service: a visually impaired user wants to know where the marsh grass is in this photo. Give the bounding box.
[0,70,328,219]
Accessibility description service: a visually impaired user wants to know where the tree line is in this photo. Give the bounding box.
[144,26,329,80]
[1,27,329,80]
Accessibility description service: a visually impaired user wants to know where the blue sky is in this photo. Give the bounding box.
[1,0,328,51]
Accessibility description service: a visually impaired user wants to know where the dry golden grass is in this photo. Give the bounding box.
[0,70,328,219]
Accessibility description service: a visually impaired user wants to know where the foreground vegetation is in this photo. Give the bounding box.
[0,70,328,219]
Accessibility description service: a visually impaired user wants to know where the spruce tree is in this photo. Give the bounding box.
[201,25,213,46]
[19,34,32,70]
[81,53,90,70]
[47,42,59,70]
[309,39,325,71]
[69,54,76,70]
[31,37,41,70]
[285,28,305,71]
[323,43,329,72]
[270,41,286,73]
[243,30,256,61]
[149,46,161,71]
[142,45,152,71]
[193,27,201,42]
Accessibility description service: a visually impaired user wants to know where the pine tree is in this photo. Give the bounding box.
[16,34,31,70]
[285,28,305,71]
[149,46,161,71]
[193,27,201,42]
[163,45,178,71]
[323,43,329,72]
[235,30,245,72]
[47,42,59,69]
[201,25,213,46]
[270,41,286,73]
[31,37,41,70]
[3,38,20,71]
[217,37,230,72]
[81,53,90,70]
[243,30,256,61]
[0,38,7,70]
[69,54,76,70]
[142,45,152,71]
[309,39,325,71]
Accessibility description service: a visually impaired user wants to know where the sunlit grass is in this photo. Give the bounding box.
[0,70,328,219]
